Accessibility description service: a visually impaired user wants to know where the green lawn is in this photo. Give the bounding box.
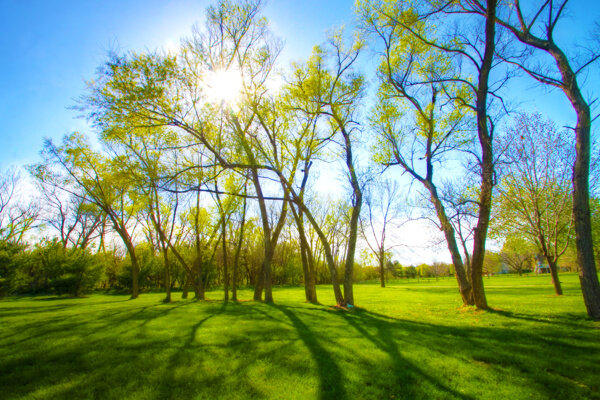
[1,273,599,399]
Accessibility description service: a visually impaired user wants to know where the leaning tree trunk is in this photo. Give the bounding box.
[112,222,139,299]
[426,182,473,305]
[232,195,247,302]
[124,241,139,299]
[302,206,345,306]
[291,203,318,303]
[546,257,563,295]
[162,247,172,303]
[341,127,362,307]
[552,51,600,319]
[130,251,140,299]
[276,171,344,306]
[468,0,497,310]
[299,232,312,301]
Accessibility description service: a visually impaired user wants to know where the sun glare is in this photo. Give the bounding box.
[205,68,244,105]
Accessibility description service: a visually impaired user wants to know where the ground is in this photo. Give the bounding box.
[1,273,599,399]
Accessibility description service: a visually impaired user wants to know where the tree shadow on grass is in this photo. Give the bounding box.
[338,309,476,400]
[339,307,599,399]
[269,303,347,400]
[2,298,599,400]
[156,301,228,399]
[487,308,591,329]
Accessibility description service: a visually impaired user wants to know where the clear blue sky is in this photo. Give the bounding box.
[2,1,598,167]
[1,1,599,264]
[0,0,355,168]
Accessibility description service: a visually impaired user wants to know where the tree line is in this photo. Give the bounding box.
[1,0,599,319]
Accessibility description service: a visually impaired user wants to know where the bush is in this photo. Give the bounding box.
[0,241,25,296]
[49,249,103,296]
[6,239,103,296]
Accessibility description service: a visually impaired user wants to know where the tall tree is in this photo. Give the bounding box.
[282,34,366,306]
[359,0,501,308]
[495,113,574,295]
[35,135,143,298]
[472,0,600,319]
[360,178,404,288]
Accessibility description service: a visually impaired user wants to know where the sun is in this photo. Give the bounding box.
[205,68,244,105]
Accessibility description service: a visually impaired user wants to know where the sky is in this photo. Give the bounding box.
[1,0,599,265]
[0,0,355,167]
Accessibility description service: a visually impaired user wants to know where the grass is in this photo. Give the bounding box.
[1,273,599,399]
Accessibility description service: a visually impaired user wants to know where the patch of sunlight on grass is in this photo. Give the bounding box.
[0,273,598,399]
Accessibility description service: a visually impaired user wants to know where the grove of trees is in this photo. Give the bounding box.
[1,0,599,319]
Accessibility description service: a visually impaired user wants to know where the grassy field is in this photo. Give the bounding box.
[1,273,599,400]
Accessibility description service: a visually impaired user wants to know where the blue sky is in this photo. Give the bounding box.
[1,1,598,167]
[0,0,354,167]
[1,1,599,264]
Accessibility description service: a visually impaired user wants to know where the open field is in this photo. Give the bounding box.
[1,273,599,399]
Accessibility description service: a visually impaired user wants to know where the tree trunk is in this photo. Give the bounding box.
[300,233,312,300]
[306,242,318,302]
[263,248,274,303]
[232,199,246,302]
[426,182,473,305]
[556,57,600,318]
[162,247,172,303]
[221,218,229,302]
[251,168,273,303]
[305,214,345,305]
[492,0,600,319]
[232,193,247,302]
[291,203,318,303]
[469,0,497,310]
[343,203,360,305]
[193,254,205,300]
[379,249,385,288]
[546,257,563,295]
[276,171,344,306]
[129,246,139,299]
[231,258,239,301]
[253,265,264,301]
[341,129,362,307]
[182,274,189,299]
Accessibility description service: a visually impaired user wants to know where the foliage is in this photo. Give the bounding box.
[6,240,103,296]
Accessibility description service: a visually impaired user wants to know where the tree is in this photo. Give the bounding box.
[500,235,534,276]
[482,250,501,277]
[358,0,482,305]
[495,113,573,294]
[468,0,600,320]
[31,167,104,251]
[282,33,366,306]
[360,178,404,288]
[0,167,38,245]
[34,135,143,298]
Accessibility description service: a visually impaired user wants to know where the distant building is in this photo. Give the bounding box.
[535,256,551,274]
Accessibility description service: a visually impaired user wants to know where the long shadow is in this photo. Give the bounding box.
[1,299,195,354]
[270,303,347,400]
[346,308,598,399]
[157,302,228,400]
[339,308,475,400]
[2,296,599,399]
[487,308,590,329]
